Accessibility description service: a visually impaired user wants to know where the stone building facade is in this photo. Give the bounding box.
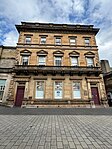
[8,22,107,107]
[0,46,16,103]
[101,60,112,101]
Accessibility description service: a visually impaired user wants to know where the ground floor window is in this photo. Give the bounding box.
[35,81,44,99]
[0,79,6,100]
[73,82,81,99]
[54,81,63,99]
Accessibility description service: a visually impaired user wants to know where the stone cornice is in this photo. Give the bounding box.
[16,22,99,35]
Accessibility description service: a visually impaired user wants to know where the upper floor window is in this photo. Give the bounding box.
[37,50,48,66]
[71,57,78,66]
[22,56,29,65]
[55,37,61,45]
[55,57,62,66]
[69,37,76,45]
[87,57,94,67]
[25,36,31,44]
[38,56,46,66]
[40,37,46,44]
[85,38,90,46]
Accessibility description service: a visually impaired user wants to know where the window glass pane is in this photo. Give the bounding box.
[87,58,94,66]
[38,56,46,65]
[36,81,44,99]
[55,57,62,66]
[25,36,31,43]
[0,80,6,100]
[22,56,29,65]
[85,38,90,45]
[55,37,61,45]
[70,38,76,45]
[55,81,62,99]
[71,57,78,66]
[73,82,81,98]
[40,37,46,44]
[0,80,6,91]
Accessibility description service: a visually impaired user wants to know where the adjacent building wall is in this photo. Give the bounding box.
[0,46,16,103]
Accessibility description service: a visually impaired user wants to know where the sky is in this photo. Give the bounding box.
[0,0,112,66]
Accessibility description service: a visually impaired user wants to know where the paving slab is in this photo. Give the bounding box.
[0,107,112,148]
[0,106,112,115]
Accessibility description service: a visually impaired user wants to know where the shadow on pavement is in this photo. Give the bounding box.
[0,106,112,115]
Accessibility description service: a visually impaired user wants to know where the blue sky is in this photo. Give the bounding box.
[0,0,112,66]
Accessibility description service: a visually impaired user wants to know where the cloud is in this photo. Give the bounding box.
[2,30,18,46]
[0,0,112,66]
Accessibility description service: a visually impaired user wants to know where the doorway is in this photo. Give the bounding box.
[15,86,25,107]
[91,87,100,105]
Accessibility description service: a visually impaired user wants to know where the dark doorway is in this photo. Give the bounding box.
[15,86,25,107]
[91,87,100,105]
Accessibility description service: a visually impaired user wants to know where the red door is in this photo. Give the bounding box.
[15,86,25,107]
[91,87,100,105]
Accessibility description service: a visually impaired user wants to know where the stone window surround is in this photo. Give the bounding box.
[70,57,79,66]
[54,80,63,99]
[38,56,46,66]
[39,35,48,44]
[21,55,29,65]
[83,36,91,46]
[85,57,95,67]
[84,52,95,67]
[54,56,62,66]
[24,34,33,44]
[68,36,77,45]
[35,81,45,99]
[71,80,82,99]
[69,51,80,66]
[54,36,62,45]
[20,50,32,65]
[0,74,10,103]
[53,50,64,66]
[37,50,48,65]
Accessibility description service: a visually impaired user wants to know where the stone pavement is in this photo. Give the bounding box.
[0,113,112,148]
[0,106,112,115]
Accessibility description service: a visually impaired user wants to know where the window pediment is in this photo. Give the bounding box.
[84,52,95,57]
[53,50,64,57]
[69,51,80,57]
[37,50,48,56]
[20,49,32,56]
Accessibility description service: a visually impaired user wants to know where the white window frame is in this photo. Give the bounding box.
[22,56,29,65]
[70,38,76,45]
[0,79,6,101]
[54,81,63,99]
[86,57,94,67]
[40,37,46,44]
[71,57,78,66]
[35,81,44,99]
[25,36,31,44]
[85,38,90,46]
[72,82,81,99]
[38,56,46,66]
[54,57,62,66]
[55,37,61,45]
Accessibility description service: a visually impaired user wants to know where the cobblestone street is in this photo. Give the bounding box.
[0,108,112,149]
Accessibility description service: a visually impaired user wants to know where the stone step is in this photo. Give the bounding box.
[23,99,90,106]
